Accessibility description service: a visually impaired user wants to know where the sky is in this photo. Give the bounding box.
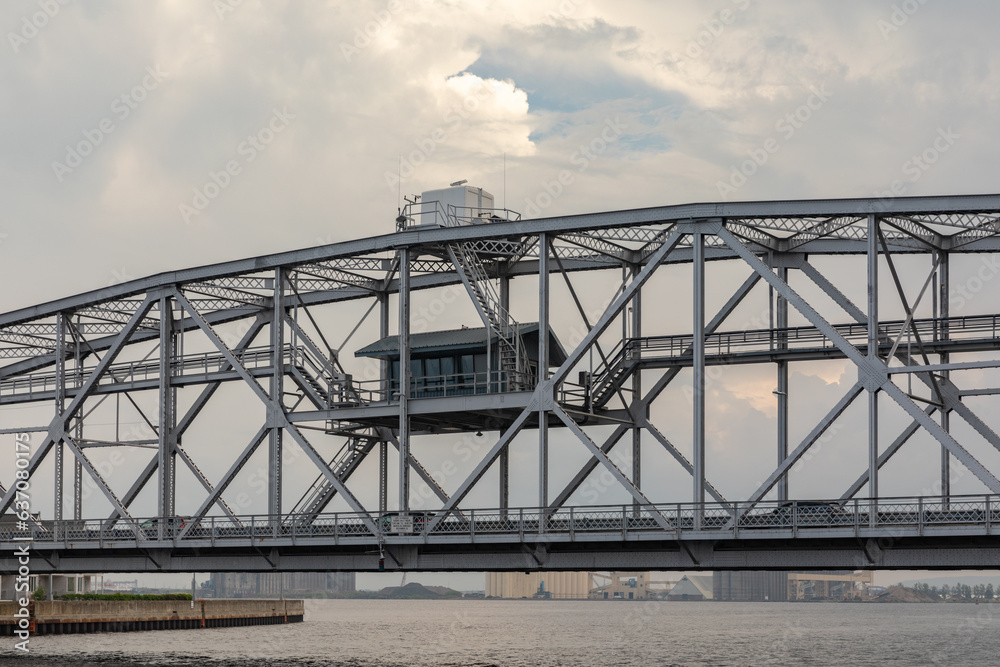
[2,0,1000,590]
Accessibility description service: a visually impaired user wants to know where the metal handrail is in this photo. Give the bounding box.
[350,369,536,401]
[589,314,1000,396]
[4,493,998,545]
[395,200,522,230]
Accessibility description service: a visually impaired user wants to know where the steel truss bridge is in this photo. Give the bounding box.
[4,193,1000,573]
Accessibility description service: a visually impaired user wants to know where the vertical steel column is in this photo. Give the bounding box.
[630,263,642,514]
[692,232,706,528]
[378,291,390,515]
[157,296,175,532]
[269,269,284,520]
[378,292,389,397]
[499,429,509,516]
[73,418,83,520]
[499,275,510,320]
[867,215,879,524]
[499,275,510,514]
[54,312,66,523]
[776,266,789,501]
[379,441,388,515]
[938,251,951,500]
[398,248,411,512]
[72,319,82,520]
[538,233,550,508]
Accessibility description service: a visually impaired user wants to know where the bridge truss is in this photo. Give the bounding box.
[4,193,1000,572]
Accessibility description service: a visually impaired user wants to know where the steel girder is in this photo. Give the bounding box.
[3,194,1000,572]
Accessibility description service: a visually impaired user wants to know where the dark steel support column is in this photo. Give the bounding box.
[73,318,82,520]
[398,248,411,512]
[378,289,390,515]
[379,441,388,515]
[269,269,284,520]
[158,296,175,536]
[776,266,789,501]
[630,262,642,513]
[693,232,706,528]
[938,250,951,501]
[499,275,510,515]
[54,312,66,523]
[867,214,879,525]
[538,233,550,508]
[378,292,389,398]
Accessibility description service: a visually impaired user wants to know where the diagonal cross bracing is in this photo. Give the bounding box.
[549,271,760,510]
[552,405,674,531]
[0,297,157,517]
[5,194,1000,557]
[720,226,1000,495]
[551,226,683,386]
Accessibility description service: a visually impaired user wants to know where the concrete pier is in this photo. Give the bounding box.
[0,599,304,635]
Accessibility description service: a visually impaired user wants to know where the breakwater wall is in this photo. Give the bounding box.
[0,599,304,635]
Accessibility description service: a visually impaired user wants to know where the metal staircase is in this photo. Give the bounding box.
[447,242,529,390]
[286,323,367,407]
[287,435,375,525]
[589,340,636,408]
[289,363,328,407]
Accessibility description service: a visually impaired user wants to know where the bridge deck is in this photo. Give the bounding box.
[4,495,999,572]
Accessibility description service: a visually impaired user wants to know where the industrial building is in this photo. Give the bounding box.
[667,576,714,601]
[714,571,873,601]
[714,571,789,602]
[589,572,677,600]
[485,572,590,599]
[211,571,355,598]
[787,571,873,600]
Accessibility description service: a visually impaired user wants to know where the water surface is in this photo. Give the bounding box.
[8,598,1000,666]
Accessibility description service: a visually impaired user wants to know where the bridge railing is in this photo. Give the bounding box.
[350,368,550,402]
[395,200,522,231]
[0,342,313,400]
[2,494,997,546]
[590,313,1000,396]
